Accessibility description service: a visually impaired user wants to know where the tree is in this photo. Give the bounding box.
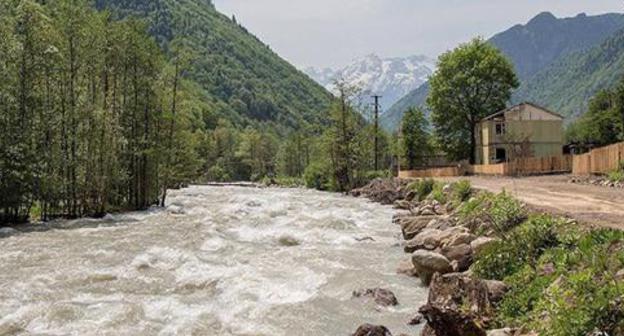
[566,89,622,147]
[400,107,431,170]
[428,37,519,163]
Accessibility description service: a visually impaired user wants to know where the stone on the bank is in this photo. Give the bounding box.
[419,273,491,336]
[352,288,399,307]
[394,200,412,210]
[484,280,508,303]
[351,324,392,336]
[425,217,452,231]
[411,250,452,285]
[441,244,473,272]
[470,237,498,255]
[404,229,443,253]
[400,217,432,240]
[446,232,477,247]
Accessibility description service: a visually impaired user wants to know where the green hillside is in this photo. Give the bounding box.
[95,0,332,132]
[381,12,624,131]
[514,28,624,118]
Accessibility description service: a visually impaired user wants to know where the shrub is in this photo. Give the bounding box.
[607,169,624,183]
[452,180,472,202]
[304,162,330,190]
[415,178,435,201]
[472,215,559,280]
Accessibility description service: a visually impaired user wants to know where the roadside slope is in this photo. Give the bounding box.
[440,175,624,229]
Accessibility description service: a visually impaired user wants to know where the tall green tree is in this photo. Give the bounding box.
[428,37,519,163]
[400,107,431,170]
[566,89,623,146]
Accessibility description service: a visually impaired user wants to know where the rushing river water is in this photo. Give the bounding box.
[0,186,427,336]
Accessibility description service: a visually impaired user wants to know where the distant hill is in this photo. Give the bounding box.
[95,0,332,132]
[305,54,436,110]
[382,12,624,131]
[514,27,624,119]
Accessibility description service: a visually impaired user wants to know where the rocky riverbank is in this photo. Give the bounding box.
[350,178,624,336]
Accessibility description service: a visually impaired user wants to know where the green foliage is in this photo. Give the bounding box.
[400,107,431,169]
[566,87,624,146]
[608,169,624,183]
[515,25,624,121]
[472,215,560,281]
[303,161,331,191]
[452,180,472,203]
[428,37,519,163]
[408,178,435,201]
[457,191,527,236]
[0,0,205,222]
[96,0,332,131]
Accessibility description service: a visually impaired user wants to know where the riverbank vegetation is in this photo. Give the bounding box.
[354,178,623,335]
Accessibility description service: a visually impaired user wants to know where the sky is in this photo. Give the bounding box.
[213,0,623,69]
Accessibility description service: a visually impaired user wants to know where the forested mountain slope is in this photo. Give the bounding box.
[95,0,332,132]
[513,28,624,118]
[382,12,624,131]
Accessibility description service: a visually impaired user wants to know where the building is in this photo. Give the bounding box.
[475,102,564,165]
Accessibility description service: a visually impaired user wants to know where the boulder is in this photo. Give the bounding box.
[394,200,412,210]
[470,237,499,255]
[446,232,477,247]
[404,229,443,253]
[352,324,392,336]
[411,250,452,285]
[419,273,492,336]
[425,217,453,231]
[440,244,473,272]
[353,288,399,307]
[401,217,432,240]
[484,280,508,303]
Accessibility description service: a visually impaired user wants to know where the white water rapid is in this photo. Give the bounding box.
[0,186,427,335]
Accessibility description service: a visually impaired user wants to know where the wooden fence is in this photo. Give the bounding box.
[398,166,463,178]
[400,155,572,178]
[572,142,624,175]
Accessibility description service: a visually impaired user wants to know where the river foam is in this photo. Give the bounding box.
[0,186,427,335]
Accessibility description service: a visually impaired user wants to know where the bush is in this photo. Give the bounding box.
[486,225,624,335]
[607,169,624,183]
[304,162,331,190]
[408,178,435,201]
[472,215,560,280]
[452,180,472,202]
[353,170,392,188]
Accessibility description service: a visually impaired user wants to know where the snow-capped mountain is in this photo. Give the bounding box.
[304,54,436,111]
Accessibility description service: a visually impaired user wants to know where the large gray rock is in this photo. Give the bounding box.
[419,273,491,336]
[484,280,508,303]
[446,232,477,247]
[404,229,443,253]
[400,217,432,240]
[412,250,452,285]
[441,244,473,272]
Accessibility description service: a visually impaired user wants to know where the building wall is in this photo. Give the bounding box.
[476,113,563,165]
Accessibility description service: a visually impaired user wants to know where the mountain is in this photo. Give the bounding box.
[514,27,624,119]
[305,54,436,110]
[382,11,624,131]
[95,0,332,132]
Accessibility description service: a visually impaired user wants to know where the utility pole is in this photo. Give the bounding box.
[372,95,382,171]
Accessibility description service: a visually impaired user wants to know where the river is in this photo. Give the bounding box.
[0,186,427,335]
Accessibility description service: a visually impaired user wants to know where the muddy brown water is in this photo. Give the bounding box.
[0,186,427,336]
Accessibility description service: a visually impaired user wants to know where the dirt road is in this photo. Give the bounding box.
[439,175,624,229]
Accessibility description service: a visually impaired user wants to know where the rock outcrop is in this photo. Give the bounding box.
[419,273,500,336]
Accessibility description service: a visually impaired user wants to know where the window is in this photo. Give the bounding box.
[495,122,506,135]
